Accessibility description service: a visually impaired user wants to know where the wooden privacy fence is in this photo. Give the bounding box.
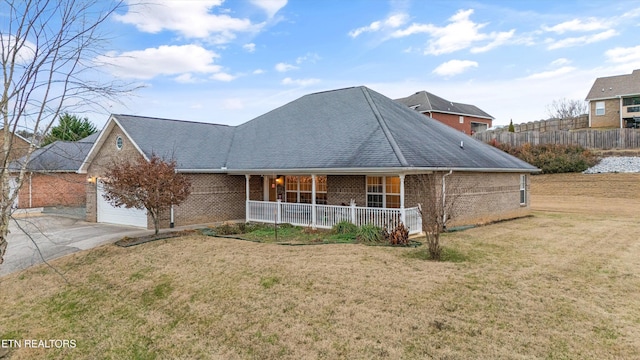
[473,128,640,149]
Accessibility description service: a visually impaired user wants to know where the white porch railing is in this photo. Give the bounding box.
[246,200,422,235]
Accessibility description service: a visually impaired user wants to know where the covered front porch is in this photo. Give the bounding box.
[243,174,423,235]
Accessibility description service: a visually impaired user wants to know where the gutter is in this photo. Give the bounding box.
[222,166,541,175]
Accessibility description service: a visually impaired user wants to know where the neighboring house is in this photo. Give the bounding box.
[395,91,494,134]
[80,86,538,233]
[11,133,97,208]
[585,69,640,128]
[0,128,31,163]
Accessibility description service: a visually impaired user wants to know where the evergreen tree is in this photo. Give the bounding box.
[41,113,98,146]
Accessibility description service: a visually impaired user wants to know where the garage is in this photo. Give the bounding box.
[96,182,147,228]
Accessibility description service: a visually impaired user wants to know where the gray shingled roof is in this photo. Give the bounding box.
[225,87,535,172]
[12,133,97,172]
[395,91,494,119]
[113,115,235,170]
[585,69,640,100]
[104,87,535,173]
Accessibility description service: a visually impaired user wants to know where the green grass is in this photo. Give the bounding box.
[203,223,358,245]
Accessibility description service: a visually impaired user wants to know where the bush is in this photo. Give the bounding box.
[332,221,358,235]
[490,142,598,174]
[356,224,385,244]
[385,223,409,246]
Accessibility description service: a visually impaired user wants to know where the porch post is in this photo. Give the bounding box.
[245,175,250,221]
[399,174,406,225]
[311,174,317,229]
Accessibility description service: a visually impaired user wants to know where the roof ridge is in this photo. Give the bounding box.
[114,114,231,127]
[360,87,409,167]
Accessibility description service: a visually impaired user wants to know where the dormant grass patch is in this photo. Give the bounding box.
[1,173,639,359]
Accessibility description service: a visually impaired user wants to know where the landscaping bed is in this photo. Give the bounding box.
[199,222,421,247]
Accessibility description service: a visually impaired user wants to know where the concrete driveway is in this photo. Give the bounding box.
[0,214,151,277]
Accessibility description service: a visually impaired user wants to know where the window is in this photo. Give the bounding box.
[116,136,123,150]
[459,116,464,124]
[285,176,327,204]
[622,97,640,106]
[628,106,640,113]
[367,176,400,208]
[595,101,605,116]
[520,175,527,205]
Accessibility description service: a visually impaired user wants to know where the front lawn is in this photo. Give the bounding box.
[1,208,639,359]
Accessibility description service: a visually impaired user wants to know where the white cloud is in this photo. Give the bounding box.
[211,72,236,82]
[243,43,256,53]
[296,52,320,64]
[115,0,259,42]
[470,29,515,53]
[542,18,609,34]
[1,35,36,64]
[281,77,320,86]
[250,0,287,18]
[275,62,298,72]
[523,66,576,80]
[547,29,617,49]
[390,9,514,55]
[432,60,478,76]
[175,73,198,83]
[95,44,221,79]
[605,45,640,68]
[348,13,408,38]
[551,58,571,66]
[253,69,265,74]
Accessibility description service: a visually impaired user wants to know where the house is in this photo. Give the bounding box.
[0,128,31,163]
[11,133,97,209]
[585,69,640,128]
[395,91,494,134]
[80,86,538,233]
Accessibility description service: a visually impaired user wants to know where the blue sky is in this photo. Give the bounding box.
[94,0,640,128]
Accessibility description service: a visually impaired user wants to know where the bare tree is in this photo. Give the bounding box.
[101,155,192,235]
[546,98,588,119]
[411,172,461,260]
[0,0,130,265]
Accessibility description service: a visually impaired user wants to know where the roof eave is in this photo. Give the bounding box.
[223,166,540,175]
[421,110,494,120]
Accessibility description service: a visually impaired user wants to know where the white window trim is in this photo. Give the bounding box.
[115,136,123,150]
[520,174,527,205]
[595,101,605,116]
[366,176,400,208]
[459,115,464,124]
[285,176,326,203]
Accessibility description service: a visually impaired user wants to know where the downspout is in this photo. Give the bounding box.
[442,170,453,229]
[619,96,623,129]
[28,173,32,208]
[170,168,176,228]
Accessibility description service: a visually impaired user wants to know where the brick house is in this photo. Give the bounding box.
[12,134,96,208]
[395,91,493,134]
[80,86,537,233]
[585,69,640,128]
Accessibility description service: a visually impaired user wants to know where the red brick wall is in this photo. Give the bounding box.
[405,172,530,226]
[427,113,492,134]
[326,175,366,206]
[18,172,86,208]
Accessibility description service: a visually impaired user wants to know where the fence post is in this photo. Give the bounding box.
[277,199,282,223]
[350,199,356,225]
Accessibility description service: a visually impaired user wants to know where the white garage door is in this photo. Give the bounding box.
[97,183,147,228]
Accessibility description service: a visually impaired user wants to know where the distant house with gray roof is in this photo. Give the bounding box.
[395,91,493,134]
[80,86,537,232]
[12,133,97,209]
[585,69,640,128]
